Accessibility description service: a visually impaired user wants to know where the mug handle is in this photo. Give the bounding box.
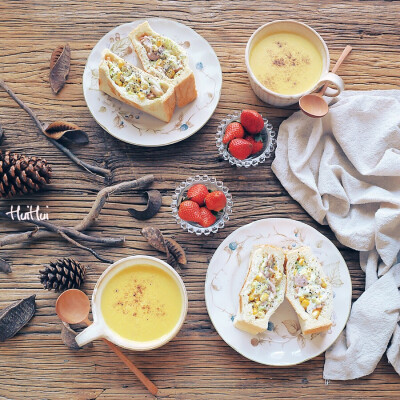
[314,72,344,97]
[75,321,104,346]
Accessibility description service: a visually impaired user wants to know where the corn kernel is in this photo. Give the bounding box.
[260,293,269,302]
[115,79,123,87]
[312,308,321,318]
[156,38,162,47]
[252,307,258,315]
[138,92,146,100]
[293,269,297,275]
[321,280,327,289]
[255,274,263,282]
[299,296,304,303]
[301,299,309,309]
[249,294,255,302]
[118,61,124,69]
[299,258,304,266]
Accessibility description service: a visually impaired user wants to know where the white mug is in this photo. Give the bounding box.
[245,20,344,107]
[75,255,188,351]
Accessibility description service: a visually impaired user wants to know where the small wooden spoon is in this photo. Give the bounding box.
[299,45,352,118]
[56,289,158,396]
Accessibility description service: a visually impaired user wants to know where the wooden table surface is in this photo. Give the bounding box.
[0,1,399,399]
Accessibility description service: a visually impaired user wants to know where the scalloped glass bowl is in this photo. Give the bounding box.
[171,175,233,235]
[216,111,277,167]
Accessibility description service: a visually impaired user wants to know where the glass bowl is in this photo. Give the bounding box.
[171,175,233,235]
[216,110,277,167]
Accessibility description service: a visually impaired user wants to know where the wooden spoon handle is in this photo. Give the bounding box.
[83,318,158,396]
[104,339,158,396]
[320,45,352,96]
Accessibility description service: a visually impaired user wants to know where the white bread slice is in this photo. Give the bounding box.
[286,246,333,335]
[99,49,176,122]
[129,21,197,107]
[233,245,286,335]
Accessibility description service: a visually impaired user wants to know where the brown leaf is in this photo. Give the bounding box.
[0,257,12,273]
[49,44,71,94]
[44,120,89,144]
[165,238,187,265]
[128,190,162,221]
[0,295,36,341]
[61,322,93,350]
[141,226,168,253]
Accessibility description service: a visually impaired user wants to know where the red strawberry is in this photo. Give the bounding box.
[228,138,253,160]
[240,110,264,134]
[222,122,245,144]
[245,136,264,155]
[187,183,209,205]
[178,200,200,222]
[205,191,227,212]
[198,207,217,227]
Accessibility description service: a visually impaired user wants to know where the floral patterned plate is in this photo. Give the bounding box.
[205,218,352,366]
[83,18,222,147]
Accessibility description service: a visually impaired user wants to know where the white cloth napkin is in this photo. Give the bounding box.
[271,90,400,380]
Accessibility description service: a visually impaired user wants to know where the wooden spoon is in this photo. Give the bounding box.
[299,45,353,118]
[56,289,158,396]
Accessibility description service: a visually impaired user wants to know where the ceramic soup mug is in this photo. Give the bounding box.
[245,20,344,107]
[75,255,188,351]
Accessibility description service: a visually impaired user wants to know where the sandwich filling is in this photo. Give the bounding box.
[293,256,329,319]
[105,55,165,100]
[140,35,184,79]
[248,254,283,318]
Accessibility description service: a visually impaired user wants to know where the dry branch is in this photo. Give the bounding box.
[0,174,154,263]
[0,79,110,178]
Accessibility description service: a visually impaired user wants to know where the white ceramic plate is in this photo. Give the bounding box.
[205,218,352,366]
[83,18,222,147]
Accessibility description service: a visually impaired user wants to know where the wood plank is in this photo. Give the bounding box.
[0,0,399,398]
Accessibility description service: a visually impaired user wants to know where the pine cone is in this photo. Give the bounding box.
[0,150,52,198]
[39,258,86,292]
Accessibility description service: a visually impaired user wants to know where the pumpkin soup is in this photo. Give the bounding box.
[249,32,323,95]
[101,264,183,342]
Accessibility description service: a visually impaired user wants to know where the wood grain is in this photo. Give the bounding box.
[0,0,399,399]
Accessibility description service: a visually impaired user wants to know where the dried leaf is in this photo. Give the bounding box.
[165,238,187,265]
[49,44,71,94]
[0,295,36,341]
[61,322,93,350]
[166,250,178,268]
[128,190,162,221]
[0,124,4,145]
[0,257,12,273]
[44,121,89,144]
[141,226,168,253]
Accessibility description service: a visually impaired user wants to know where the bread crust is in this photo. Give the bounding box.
[98,49,176,122]
[285,246,333,335]
[129,21,197,107]
[233,245,286,335]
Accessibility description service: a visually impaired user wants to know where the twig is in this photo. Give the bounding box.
[57,231,112,263]
[0,175,154,262]
[0,212,124,246]
[0,79,111,178]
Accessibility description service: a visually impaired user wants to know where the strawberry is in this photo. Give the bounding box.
[240,110,264,134]
[228,138,253,160]
[222,122,245,144]
[187,183,209,205]
[245,136,264,155]
[178,200,200,222]
[205,191,227,212]
[198,207,217,228]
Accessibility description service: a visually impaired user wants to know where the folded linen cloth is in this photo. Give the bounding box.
[271,90,400,380]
